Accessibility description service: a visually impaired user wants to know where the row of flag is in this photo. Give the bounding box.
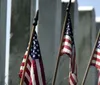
[18,8,100,85]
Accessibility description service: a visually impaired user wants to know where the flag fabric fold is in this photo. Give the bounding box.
[60,13,77,85]
[19,30,46,85]
[91,35,100,85]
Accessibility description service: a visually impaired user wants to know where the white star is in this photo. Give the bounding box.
[34,41,36,44]
[33,36,35,39]
[98,40,100,43]
[35,53,37,55]
[33,55,35,57]
[33,50,35,53]
[34,47,36,49]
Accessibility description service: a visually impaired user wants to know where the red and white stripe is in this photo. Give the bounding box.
[61,35,72,57]
[69,51,77,85]
[91,48,100,69]
[69,72,77,85]
[19,51,46,85]
[61,34,77,85]
[91,40,100,85]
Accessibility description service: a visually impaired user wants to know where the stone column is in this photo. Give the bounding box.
[39,0,61,84]
[0,0,7,84]
[78,6,96,85]
[9,0,32,84]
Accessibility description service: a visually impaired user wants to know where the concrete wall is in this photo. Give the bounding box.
[39,0,61,84]
[0,0,7,84]
[9,0,32,84]
[78,6,96,85]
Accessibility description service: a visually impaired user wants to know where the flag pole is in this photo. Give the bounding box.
[52,0,71,85]
[19,10,39,85]
[81,30,100,85]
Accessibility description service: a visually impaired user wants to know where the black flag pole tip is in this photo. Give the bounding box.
[66,0,71,12]
[33,10,39,26]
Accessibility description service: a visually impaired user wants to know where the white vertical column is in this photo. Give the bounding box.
[78,6,96,85]
[0,0,11,84]
[39,0,61,84]
[30,0,39,34]
[9,0,31,84]
[30,0,39,32]
[5,0,12,85]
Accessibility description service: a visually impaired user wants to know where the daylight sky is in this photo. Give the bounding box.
[62,0,100,17]
[78,0,100,17]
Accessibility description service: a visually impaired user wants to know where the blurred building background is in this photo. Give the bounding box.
[0,0,100,85]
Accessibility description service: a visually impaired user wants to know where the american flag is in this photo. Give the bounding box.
[61,13,77,85]
[19,31,46,85]
[91,35,100,85]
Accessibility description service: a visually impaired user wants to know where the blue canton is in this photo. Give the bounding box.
[64,14,74,45]
[30,31,41,59]
[97,37,100,49]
